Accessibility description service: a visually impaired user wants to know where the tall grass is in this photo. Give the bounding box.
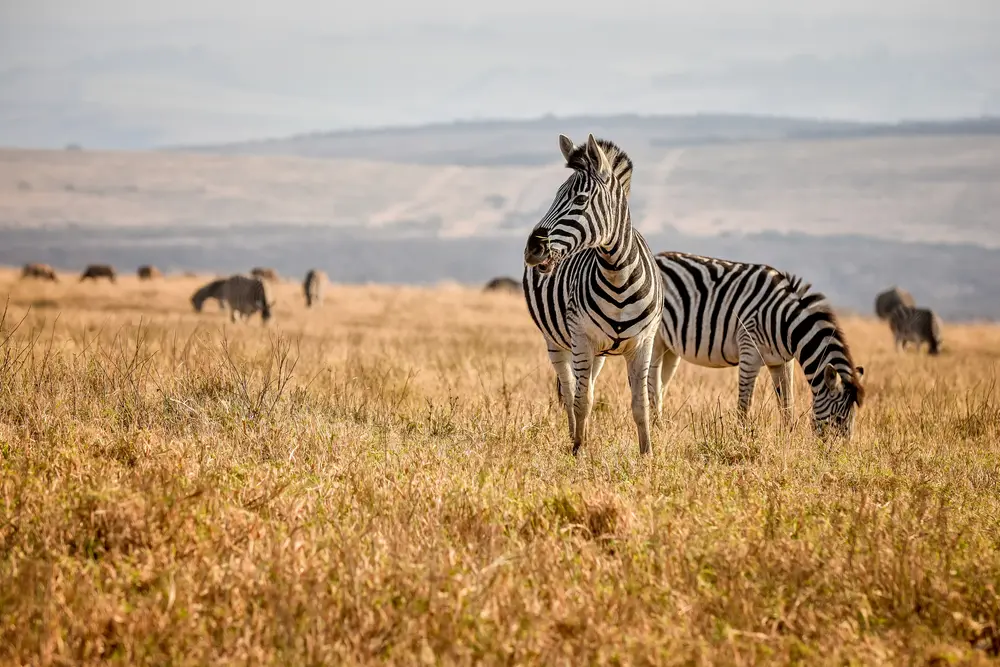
[2,269,1000,665]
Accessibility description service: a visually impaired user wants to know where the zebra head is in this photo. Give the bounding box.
[813,364,866,440]
[524,134,631,274]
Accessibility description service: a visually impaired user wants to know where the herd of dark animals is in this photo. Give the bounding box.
[17,266,945,352]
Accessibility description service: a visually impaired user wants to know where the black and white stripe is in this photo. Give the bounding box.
[221,274,274,324]
[651,252,866,438]
[523,134,663,456]
[888,304,942,355]
[303,269,326,308]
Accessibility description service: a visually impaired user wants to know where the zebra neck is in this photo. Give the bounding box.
[595,214,639,284]
[794,340,849,397]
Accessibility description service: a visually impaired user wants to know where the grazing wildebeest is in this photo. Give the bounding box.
[303,269,327,308]
[874,287,915,320]
[80,264,116,283]
[191,278,228,312]
[888,304,943,355]
[250,267,279,282]
[483,276,520,293]
[21,263,58,282]
[221,275,274,324]
[137,265,162,280]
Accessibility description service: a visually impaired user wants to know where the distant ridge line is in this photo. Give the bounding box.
[169,113,1000,153]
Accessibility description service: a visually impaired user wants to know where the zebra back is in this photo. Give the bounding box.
[889,304,942,354]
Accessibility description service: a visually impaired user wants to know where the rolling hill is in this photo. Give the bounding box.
[2,114,999,319]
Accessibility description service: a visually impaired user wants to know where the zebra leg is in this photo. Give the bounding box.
[650,343,681,425]
[626,333,656,455]
[768,361,795,428]
[736,339,763,421]
[570,344,597,457]
[548,347,576,441]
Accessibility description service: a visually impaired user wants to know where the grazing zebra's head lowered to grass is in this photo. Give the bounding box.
[191,278,227,312]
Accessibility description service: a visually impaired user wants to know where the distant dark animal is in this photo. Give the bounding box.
[888,304,942,355]
[250,267,279,282]
[483,276,520,293]
[21,263,58,282]
[191,279,228,312]
[137,265,162,280]
[874,287,915,320]
[222,275,274,324]
[79,264,116,283]
[303,269,327,308]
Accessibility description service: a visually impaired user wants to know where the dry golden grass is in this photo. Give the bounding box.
[2,266,1000,666]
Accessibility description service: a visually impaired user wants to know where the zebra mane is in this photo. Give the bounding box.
[788,279,865,405]
[782,272,812,297]
[565,138,635,198]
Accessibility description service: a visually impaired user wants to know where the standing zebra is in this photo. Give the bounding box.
[650,252,866,438]
[523,134,663,456]
[888,304,942,355]
[303,269,326,308]
[221,275,274,324]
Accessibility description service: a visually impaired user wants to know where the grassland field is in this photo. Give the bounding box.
[2,267,1000,666]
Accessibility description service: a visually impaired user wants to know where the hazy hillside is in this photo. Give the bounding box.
[3,133,999,247]
[3,123,1000,319]
[181,115,1000,167]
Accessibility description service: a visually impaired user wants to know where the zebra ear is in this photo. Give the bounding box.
[586,133,612,181]
[855,366,865,382]
[823,364,842,392]
[558,134,575,163]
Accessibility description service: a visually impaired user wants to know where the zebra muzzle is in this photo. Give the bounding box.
[524,234,555,272]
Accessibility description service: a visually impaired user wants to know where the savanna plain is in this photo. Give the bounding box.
[2,268,1000,666]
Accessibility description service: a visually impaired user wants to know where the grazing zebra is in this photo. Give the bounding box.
[221,275,274,324]
[190,278,228,312]
[650,252,866,439]
[137,265,162,280]
[303,269,326,308]
[80,264,116,283]
[21,263,58,282]
[874,286,915,320]
[888,304,942,355]
[523,134,663,456]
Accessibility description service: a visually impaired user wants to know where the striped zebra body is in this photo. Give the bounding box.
[888,304,942,355]
[303,269,326,308]
[523,134,663,456]
[190,278,227,312]
[221,275,274,324]
[651,252,865,438]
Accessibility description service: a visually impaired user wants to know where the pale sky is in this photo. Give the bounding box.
[2,0,997,25]
[0,0,997,147]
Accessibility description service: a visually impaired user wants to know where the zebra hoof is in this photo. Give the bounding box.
[571,443,582,457]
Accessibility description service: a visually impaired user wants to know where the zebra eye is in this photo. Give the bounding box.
[572,194,588,207]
